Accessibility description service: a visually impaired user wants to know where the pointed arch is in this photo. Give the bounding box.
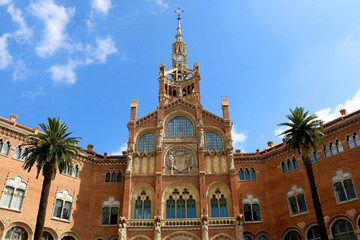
[129,235,152,240]
[207,181,233,217]
[163,231,201,240]
[130,183,155,219]
[211,233,235,240]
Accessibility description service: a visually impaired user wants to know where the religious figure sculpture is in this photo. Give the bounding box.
[228,153,236,173]
[118,217,127,240]
[198,128,204,148]
[235,214,244,240]
[154,221,161,240]
[126,155,133,175]
[201,216,209,240]
[169,154,174,175]
[127,143,135,153]
[157,129,163,149]
[159,62,165,78]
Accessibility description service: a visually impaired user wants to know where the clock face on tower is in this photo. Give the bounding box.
[174,54,184,61]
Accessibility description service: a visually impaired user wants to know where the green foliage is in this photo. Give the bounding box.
[21,117,83,178]
[278,107,325,154]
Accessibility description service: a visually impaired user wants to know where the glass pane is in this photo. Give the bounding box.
[293,157,299,169]
[111,171,116,182]
[287,159,293,171]
[306,226,320,240]
[252,204,261,221]
[143,198,151,219]
[324,146,331,158]
[288,196,298,215]
[43,231,54,240]
[211,197,219,218]
[166,197,175,219]
[219,196,227,217]
[138,133,154,153]
[166,116,193,137]
[62,201,72,220]
[0,186,14,208]
[239,169,244,180]
[5,226,28,240]
[134,199,142,219]
[297,194,307,213]
[102,207,110,224]
[347,136,355,149]
[53,199,63,218]
[282,161,287,173]
[245,169,250,180]
[105,171,110,182]
[10,189,24,210]
[258,236,268,240]
[110,207,118,224]
[309,151,314,163]
[337,140,344,153]
[177,197,185,218]
[284,231,301,240]
[243,204,252,222]
[250,168,256,180]
[13,146,21,159]
[1,142,9,155]
[244,236,253,240]
[117,171,122,182]
[344,179,357,200]
[314,151,321,162]
[334,182,347,202]
[332,219,356,239]
[187,197,196,218]
[354,133,360,147]
[330,142,337,155]
[206,132,223,151]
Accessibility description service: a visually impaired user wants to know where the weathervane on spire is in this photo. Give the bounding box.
[175,7,183,21]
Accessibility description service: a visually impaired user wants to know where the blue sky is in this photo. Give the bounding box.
[1,0,360,154]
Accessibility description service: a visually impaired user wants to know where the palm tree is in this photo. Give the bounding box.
[22,117,82,240]
[278,107,328,240]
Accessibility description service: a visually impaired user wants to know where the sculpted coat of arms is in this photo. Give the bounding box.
[165,147,197,174]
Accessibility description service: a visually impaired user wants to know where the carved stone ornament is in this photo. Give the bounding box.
[346,209,356,217]
[126,155,133,175]
[118,217,127,240]
[2,216,11,225]
[324,216,330,224]
[297,222,305,229]
[235,214,245,240]
[165,147,197,174]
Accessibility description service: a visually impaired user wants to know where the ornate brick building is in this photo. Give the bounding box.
[1,13,360,240]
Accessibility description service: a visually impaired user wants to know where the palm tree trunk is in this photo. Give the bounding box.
[301,145,328,240]
[33,161,55,240]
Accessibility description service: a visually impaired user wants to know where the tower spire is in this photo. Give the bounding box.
[175,8,183,42]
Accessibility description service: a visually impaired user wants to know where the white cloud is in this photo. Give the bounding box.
[49,60,78,84]
[315,89,360,123]
[231,125,247,151]
[91,0,112,14]
[20,86,46,100]
[0,34,12,69]
[7,4,32,42]
[30,0,75,57]
[0,0,9,6]
[93,37,117,63]
[149,0,168,14]
[12,59,30,80]
[110,142,127,155]
[274,125,289,139]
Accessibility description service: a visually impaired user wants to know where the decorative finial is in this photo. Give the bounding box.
[175,7,183,21]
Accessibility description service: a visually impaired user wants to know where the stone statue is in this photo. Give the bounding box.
[169,154,174,175]
[157,129,163,149]
[127,143,135,153]
[126,155,133,175]
[159,62,165,78]
[235,214,244,240]
[198,128,204,148]
[201,218,209,240]
[154,221,161,240]
[118,217,127,240]
[228,153,235,173]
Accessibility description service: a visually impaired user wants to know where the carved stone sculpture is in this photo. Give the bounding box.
[127,143,135,153]
[157,129,163,149]
[235,214,244,240]
[154,221,161,240]
[169,154,174,175]
[201,216,209,240]
[126,155,133,175]
[118,217,127,240]
[228,153,236,173]
[165,147,196,174]
[198,128,204,148]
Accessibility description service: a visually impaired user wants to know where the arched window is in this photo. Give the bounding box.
[242,194,262,222]
[43,231,54,240]
[314,151,321,162]
[166,188,196,219]
[206,132,223,151]
[134,190,152,219]
[287,185,307,216]
[117,171,122,182]
[210,190,228,218]
[0,176,27,210]
[245,168,250,180]
[13,146,22,159]
[244,237,253,240]
[166,116,193,137]
[287,159,293,171]
[250,168,256,180]
[331,219,356,239]
[332,170,357,203]
[354,133,360,146]
[258,236,269,240]
[347,135,355,149]
[330,142,337,155]
[111,171,116,182]
[138,133,154,153]
[239,169,244,180]
[282,161,287,173]
[336,140,344,153]
[1,141,10,155]
[4,226,28,240]
[306,225,320,240]
[292,157,299,169]
[61,237,76,240]
[284,231,301,240]
[101,196,120,225]
[323,145,331,158]
[52,190,73,221]
[105,171,110,182]
[74,165,79,177]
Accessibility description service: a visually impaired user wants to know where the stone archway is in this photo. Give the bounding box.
[163,231,200,240]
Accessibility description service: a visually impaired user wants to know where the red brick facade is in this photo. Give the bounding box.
[0,18,360,240]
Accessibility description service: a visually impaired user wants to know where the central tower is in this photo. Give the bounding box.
[158,9,201,106]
